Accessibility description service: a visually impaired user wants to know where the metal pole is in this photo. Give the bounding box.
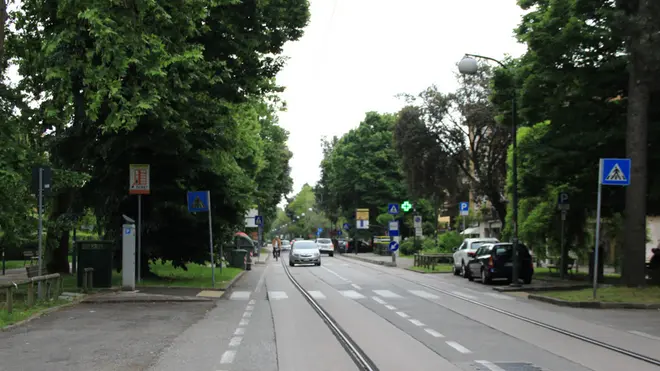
[593,181,603,299]
[208,191,215,288]
[137,194,142,283]
[560,211,566,280]
[511,96,521,287]
[462,215,465,232]
[37,168,43,299]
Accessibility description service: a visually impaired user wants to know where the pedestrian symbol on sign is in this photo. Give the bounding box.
[192,196,205,210]
[605,164,626,182]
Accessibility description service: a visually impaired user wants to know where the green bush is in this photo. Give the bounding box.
[400,240,422,255]
[438,231,462,252]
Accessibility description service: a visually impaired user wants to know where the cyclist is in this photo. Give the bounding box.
[272,237,281,260]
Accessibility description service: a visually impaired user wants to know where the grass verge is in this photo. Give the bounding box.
[141,260,242,289]
[409,264,453,273]
[541,286,660,303]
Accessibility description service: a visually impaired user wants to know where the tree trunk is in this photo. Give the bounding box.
[622,24,650,286]
[46,190,74,273]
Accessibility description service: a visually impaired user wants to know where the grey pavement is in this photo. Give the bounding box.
[0,301,214,371]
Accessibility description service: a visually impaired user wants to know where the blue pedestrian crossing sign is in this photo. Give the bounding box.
[389,241,399,252]
[255,215,264,226]
[343,223,350,231]
[600,158,631,186]
[187,191,210,212]
[318,227,323,233]
[387,203,400,215]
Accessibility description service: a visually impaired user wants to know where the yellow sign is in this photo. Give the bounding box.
[356,208,369,221]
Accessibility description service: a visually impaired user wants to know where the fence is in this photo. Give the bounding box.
[1,273,62,314]
[413,253,453,270]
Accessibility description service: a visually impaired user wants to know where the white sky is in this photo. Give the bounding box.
[276,0,528,200]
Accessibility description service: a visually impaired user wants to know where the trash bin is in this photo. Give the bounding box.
[231,249,248,269]
[76,240,114,288]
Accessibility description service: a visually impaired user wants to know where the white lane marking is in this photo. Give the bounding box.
[409,290,439,300]
[446,341,472,354]
[248,299,256,305]
[629,330,660,341]
[322,266,351,282]
[268,291,288,300]
[340,290,365,299]
[351,283,362,290]
[242,311,252,318]
[396,311,409,318]
[475,360,506,371]
[308,290,326,300]
[220,350,236,364]
[239,319,249,326]
[234,328,245,335]
[230,291,251,300]
[486,292,513,300]
[229,336,242,347]
[373,290,402,298]
[254,263,268,293]
[409,319,425,326]
[371,296,387,305]
[424,328,444,338]
[451,291,477,300]
[246,305,254,311]
[385,304,397,310]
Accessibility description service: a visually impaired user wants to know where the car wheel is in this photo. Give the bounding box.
[289,261,294,267]
[481,268,491,284]
[329,252,334,257]
[315,261,321,266]
[461,262,470,279]
[453,265,461,275]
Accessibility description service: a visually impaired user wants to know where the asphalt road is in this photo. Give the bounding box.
[3,252,658,371]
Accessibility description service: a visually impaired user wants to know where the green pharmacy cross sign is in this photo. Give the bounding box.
[401,201,413,212]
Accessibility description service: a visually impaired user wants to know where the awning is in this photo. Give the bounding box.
[460,227,479,235]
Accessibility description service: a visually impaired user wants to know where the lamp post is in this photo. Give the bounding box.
[458,54,520,287]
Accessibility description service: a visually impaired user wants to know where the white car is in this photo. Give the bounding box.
[315,238,334,257]
[452,237,499,278]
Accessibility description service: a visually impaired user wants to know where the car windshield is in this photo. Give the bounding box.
[281,240,290,245]
[470,242,488,250]
[317,238,331,244]
[293,242,316,249]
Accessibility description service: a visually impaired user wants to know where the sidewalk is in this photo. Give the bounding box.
[255,246,271,264]
[339,253,414,269]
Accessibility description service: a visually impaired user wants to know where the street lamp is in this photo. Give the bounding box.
[458,53,521,287]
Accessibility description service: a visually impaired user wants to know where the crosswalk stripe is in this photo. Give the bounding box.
[308,290,326,299]
[409,290,439,300]
[424,328,444,338]
[340,290,365,299]
[371,296,387,305]
[229,291,251,300]
[373,290,402,298]
[268,291,288,300]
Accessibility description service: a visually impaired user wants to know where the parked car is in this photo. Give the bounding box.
[315,238,334,256]
[281,239,291,250]
[452,237,499,278]
[289,240,321,267]
[466,242,534,284]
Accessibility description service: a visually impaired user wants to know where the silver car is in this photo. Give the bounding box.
[281,239,291,251]
[289,240,321,267]
[315,238,334,257]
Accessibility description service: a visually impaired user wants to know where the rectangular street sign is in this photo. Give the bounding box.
[459,202,469,216]
[356,208,369,221]
[415,228,422,237]
[599,158,631,186]
[389,221,399,237]
[357,219,369,229]
[387,203,400,215]
[187,191,210,212]
[31,166,52,195]
[129,164,150,195]
[413,215,422,229]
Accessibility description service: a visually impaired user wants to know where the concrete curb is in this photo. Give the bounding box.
[339,254,396,267]
[493,284,591,293]
[219,270,246,299]
[82,296,213,304]
[1,300,81,332]
[528,294,660,309]
[404,267,452,274]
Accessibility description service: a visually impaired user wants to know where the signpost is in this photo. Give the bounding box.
[388,241,399,253]
[459,201,469,232]
[557,192,570,279]
[187,190,218,287]
[593,158,630,299]
[356,208,369,229]
[401,201,413,212]
[129,164,150,282]
[317,227,323,237]
[32,166,52,299]
[343,223,351,231]
[389,220,400,265]
[388,221,399,237]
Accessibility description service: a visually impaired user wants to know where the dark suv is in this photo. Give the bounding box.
[466,242,534,284]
